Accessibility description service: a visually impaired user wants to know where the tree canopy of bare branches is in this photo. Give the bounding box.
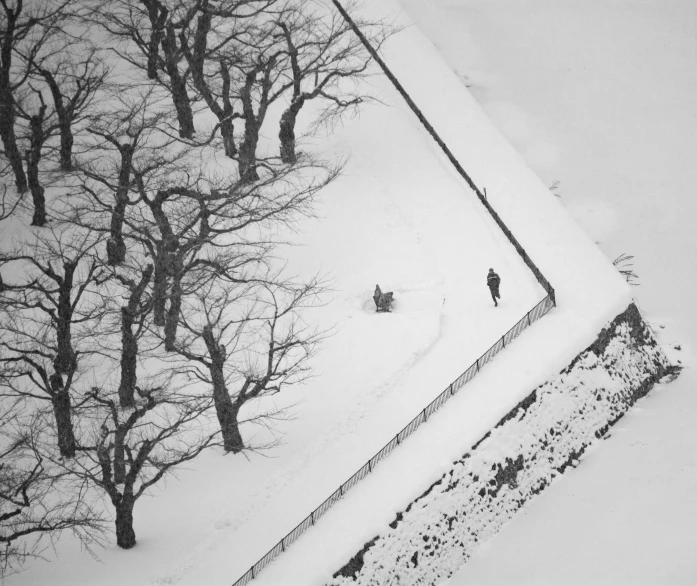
[0,0,395,565]
[0,404,104,576]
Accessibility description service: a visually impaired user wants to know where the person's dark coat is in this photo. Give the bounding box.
[487,271,501,293]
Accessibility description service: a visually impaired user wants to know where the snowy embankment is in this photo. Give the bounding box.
[9,1,636,585]
[325,304,674,586]
[398,1,696,584]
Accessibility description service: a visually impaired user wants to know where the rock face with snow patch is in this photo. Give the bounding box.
[326,303,675,586]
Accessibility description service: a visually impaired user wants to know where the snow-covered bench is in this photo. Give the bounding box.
[373,284,394,312]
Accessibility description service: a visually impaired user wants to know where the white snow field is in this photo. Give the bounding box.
[393,0,697,584]
[7,1,638,586]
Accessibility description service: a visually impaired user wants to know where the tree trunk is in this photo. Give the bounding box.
[0,12,27,193]
[58,118,73,171]
[279,101,303,165]
[149,192,177,327]
[113,427,127,484]
[50,373,76,458]
[38,67,74,171]
[141,0,167,80]
[152,252,168,327]
[26,153,46,227]
[118,265,152,408]
[163,259,182,352]
[220,118,236,158]
[107,143,134,265]
[119,307,138,408]
[219,401,243,454]
[114,497,136,549]
[210,372,243,453]
[0,90,26,193]
[169,72,195,140]
[238,64,266,183]
[238,121,260,183]
[54,261,77,374]
[202,326,244,453]
[26,106,47,227]
[220,64,236,158]
[161,24,195,139]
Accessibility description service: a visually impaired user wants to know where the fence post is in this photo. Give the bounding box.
[476,358,480,372]
[251,566,255,579]
[501,334,506,348]
[282,539,285,552]
[396,433,401,445]
[527,311,532,326]
[449,383,454,396]
[368,459,372,473]
[422,408,427,422]
[311,511,315,526]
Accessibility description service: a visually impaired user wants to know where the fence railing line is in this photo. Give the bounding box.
[231,294,555,586]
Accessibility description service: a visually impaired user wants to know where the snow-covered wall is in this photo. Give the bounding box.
[326,303,675,586]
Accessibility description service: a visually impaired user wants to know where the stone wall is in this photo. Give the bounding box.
[327,303,676,586]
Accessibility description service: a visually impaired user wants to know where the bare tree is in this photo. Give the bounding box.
[0,0,72,194]
[73,89,187,266]
[187,12,290,182]
[0,227,108,457]
[178,0,389,177]
[87,145,337,351]
[84,0,200,138]
[179,0,281,161]
[275,0,388,164]
[16,90,53,226]
[174,278,326,453]
[1,2,106,225]
[0,404,104,575]
[63,383,218,549]
[113,263,154,408]
[28,44,108,171]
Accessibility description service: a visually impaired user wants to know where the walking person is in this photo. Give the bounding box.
[487,268,501,307]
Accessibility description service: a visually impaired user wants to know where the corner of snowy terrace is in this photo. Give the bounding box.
[168,1,633,585]
[4,1,633,586]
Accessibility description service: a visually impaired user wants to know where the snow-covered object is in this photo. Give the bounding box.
[327,303,673,586]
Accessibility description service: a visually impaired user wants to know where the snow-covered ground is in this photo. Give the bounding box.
[1,2,549,585]
[393,0,697,583]
[7,0,673,584]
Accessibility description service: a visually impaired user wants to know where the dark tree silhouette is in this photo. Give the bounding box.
[28,46,108,172]
[85,0,199,138]
[74,90,185,266]
[174,279,326,453]
[19,92,52,226]
[0,228,107,457]
[65,384,218,549]
[0,0,74,194]
[0,405,104,576]
[275,0,387,164]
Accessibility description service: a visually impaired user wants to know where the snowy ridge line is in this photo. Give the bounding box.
[331,0,556,306]
[231,294,555,586]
